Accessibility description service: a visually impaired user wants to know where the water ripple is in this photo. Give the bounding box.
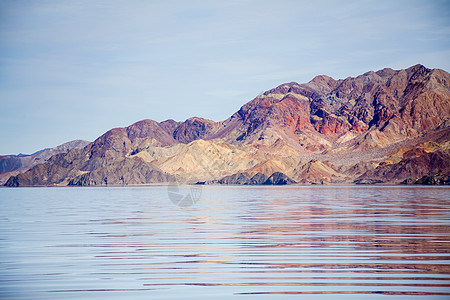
[0,186,449,299]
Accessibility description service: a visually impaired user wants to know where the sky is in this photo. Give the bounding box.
[0,0,449,155]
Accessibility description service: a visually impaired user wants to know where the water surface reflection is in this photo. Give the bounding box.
[0,186,449,299]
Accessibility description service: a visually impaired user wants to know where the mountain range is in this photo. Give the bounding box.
[0,140,90,185]
[4,64,450,186]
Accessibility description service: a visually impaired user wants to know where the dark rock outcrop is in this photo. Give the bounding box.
[263,172,297,185]
[69,159,174,186]
[359,150,450,184]
[400,178,416,185]
[218,172,251,185]
[247,172,268,185]
[217,172,295,185]
[414,175,449,185]
[414,175,440,185]
[353,179,384,185]
[401,175,450,185]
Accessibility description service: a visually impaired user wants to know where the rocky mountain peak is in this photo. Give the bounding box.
[307,75,338,93]
[173,117,219,143]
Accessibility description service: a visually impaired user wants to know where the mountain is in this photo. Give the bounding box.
[5,64,450,186]
[216,171,295,185]
[0,140,90,185]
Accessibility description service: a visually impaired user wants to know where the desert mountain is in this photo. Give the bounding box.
[0,140,90,185]
[5,64,450,186]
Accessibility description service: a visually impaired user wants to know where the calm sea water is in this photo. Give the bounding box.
[0,186,449,299]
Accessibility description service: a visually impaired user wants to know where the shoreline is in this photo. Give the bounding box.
[2,183,449,188]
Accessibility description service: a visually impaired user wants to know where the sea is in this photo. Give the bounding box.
[1,186,449,299]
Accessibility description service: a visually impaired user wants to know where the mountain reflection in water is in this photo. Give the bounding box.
[0,186,449,299]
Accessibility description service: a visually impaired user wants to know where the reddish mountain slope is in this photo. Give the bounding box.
[5,64,450,186]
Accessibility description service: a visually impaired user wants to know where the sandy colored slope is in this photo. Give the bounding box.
[131,139,261,181]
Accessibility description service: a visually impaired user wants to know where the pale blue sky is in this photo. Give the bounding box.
[1,0,449,154]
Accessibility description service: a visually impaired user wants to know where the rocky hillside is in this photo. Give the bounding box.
[5,64,450,186]
[0,140,90,185]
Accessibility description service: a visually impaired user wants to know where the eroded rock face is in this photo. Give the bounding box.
[235,64,449,145]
